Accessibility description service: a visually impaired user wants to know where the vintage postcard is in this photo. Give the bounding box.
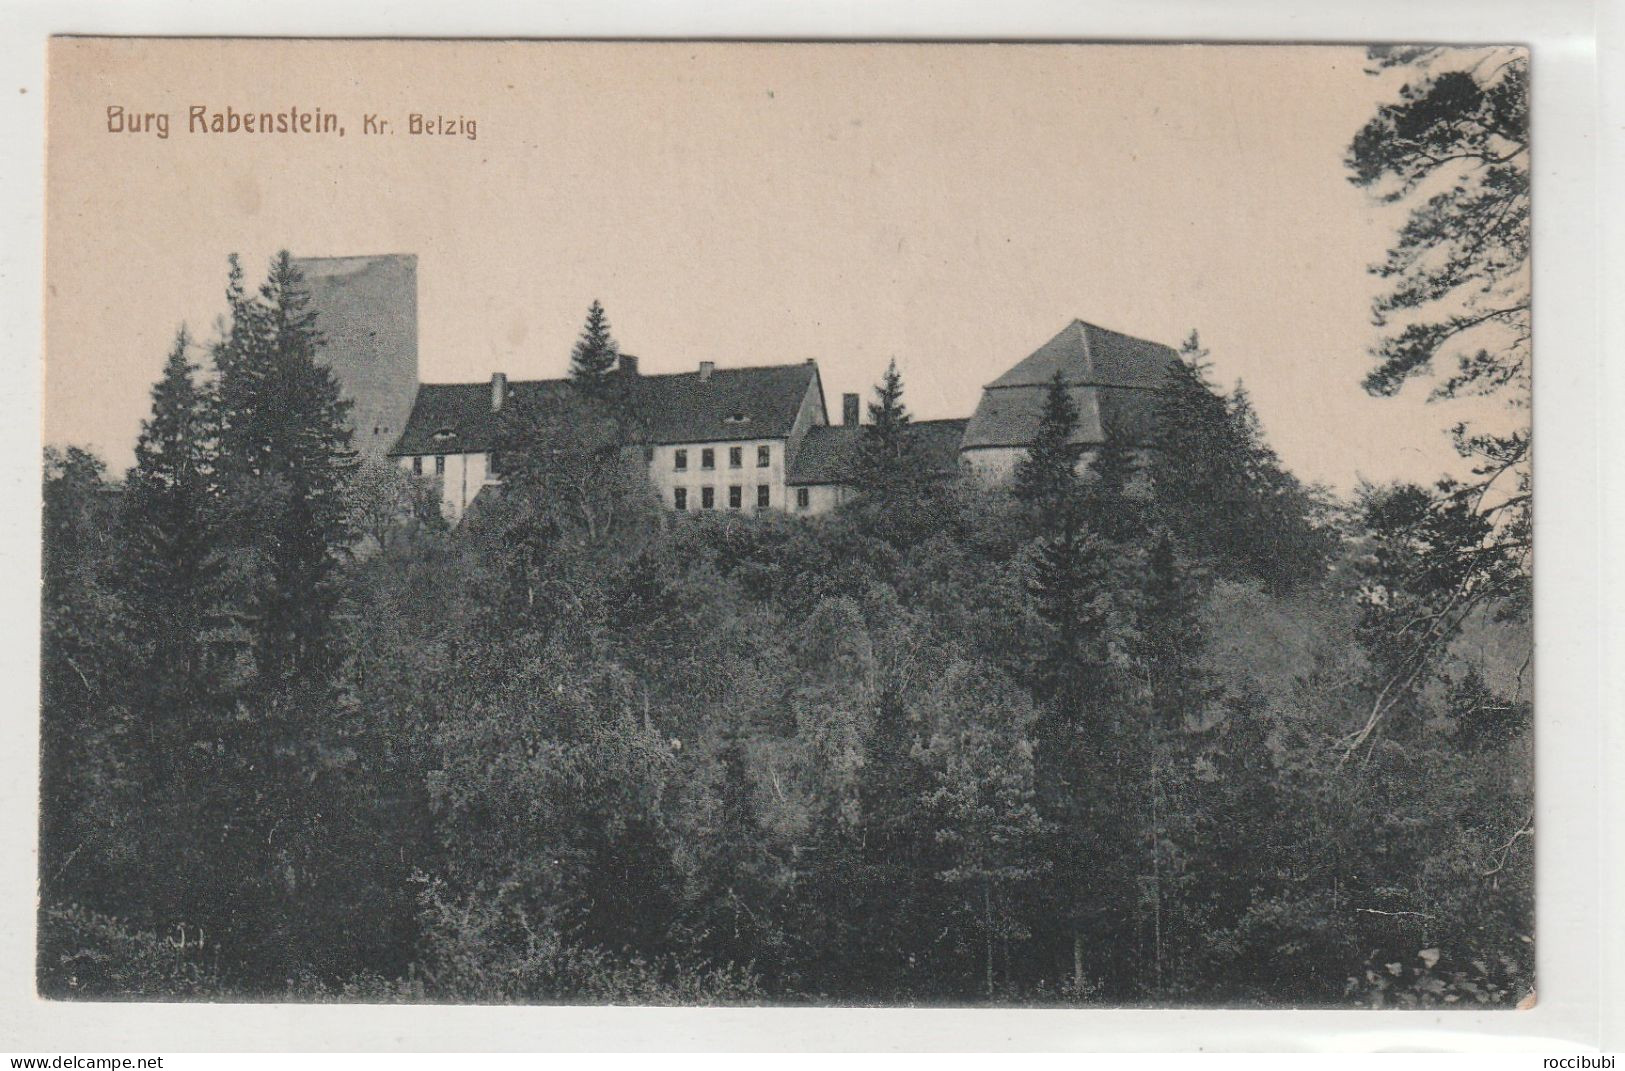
[39,38,1532,1010]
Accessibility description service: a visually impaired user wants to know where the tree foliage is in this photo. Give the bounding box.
[568,300,621,388]
[1342,45,1532,759]
[1012,371,1082,518]
[1346,46,1529,591]
[851,359,922,496]
[40,253,1528,1006]
[214,251,359,683]
[1151,333,1331,591]
[1347,48,1528,404]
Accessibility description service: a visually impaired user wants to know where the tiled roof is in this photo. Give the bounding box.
[787,418,968,486]
[391,361,820,456]
[786,424,857,485]
[961,384,1162,449]
[962,320,1176,450]
[634,363,820,445]
[986,319,1177,390]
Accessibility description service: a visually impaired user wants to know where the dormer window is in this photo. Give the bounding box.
[723,413,751,425]
[433,427,457,442]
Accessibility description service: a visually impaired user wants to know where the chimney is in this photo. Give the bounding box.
[491,372,507,412]
[619,353,639,377]
[699,360,715,382]
[843,392,860,427]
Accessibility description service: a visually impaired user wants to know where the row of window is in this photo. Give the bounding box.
[411,453,503,477]
[674,485,813,511]
[407,453,817,512]
[411,446,777,480]
[674,444,772,472]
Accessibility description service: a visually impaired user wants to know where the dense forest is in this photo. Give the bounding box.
[37,46,1531,1007]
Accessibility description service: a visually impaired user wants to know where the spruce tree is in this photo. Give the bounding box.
[1080,434,1144,545]
[1151,333,1244,546]
[175,253,366,984]
[685,730,787,985]
[123,326,219,651]
[214,251,358,683]
[1151,332,1326,591]
[40,447,134,920]
[1013,370,1082,513]
[851,359,922,496]
[120,326,221,784]
[568,300,621,385]
[1025,452,1165,996]
[117,328,237,934]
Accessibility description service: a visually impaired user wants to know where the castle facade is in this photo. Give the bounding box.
[297,254,1177,522]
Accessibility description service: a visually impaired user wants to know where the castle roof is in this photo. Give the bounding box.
[787,418,969,487]
[390,360,821,456]
[961,319,1177,449]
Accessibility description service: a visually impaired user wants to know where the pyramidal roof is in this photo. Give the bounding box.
[985,319,1177,391]
[961,320,1178,450]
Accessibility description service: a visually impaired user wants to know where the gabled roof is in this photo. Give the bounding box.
[986,319,1178,390]
[787,418,969,487]
[634,363,819,445]
[962,320,1177,450]
[390,361,820,456]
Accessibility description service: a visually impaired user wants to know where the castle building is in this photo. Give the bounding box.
[960,319,1177,481]
[390,358,837,521]
[299,253,1178,523]
[293,254,419,461]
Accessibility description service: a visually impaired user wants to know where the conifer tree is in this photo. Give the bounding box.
[1013,370,1082,514]
[851,359,922,496]
[1131,531,1212,994]
[119,327,222,823]
[685,730,787,985]
[40,446,134,918]
[1080,435,1144,546]
[213,251,358,683]
[568,300,621,385]
[122,327,219,685]
[1025,507,1145,995]
[1152,332,1326,591]
[198,253,373,984]
[1151,333,1246,551]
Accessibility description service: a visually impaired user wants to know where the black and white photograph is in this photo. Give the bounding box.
[35,37,1539,1015]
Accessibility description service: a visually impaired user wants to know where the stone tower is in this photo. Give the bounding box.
[293,253,420,460]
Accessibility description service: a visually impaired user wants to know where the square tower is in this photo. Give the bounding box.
[294,253,420,460]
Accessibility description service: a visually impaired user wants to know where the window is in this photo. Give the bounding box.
[412,456,423,476]
[701,486,715,509]
[435,455,446,476]
[757,484,771,509]
[674,487,687,511]
[729,485,742,509]
[796,487,810,510]
[488,451,501,476]
[729,446,743,469]
[757,445,771,468]
[674,448,688,471]
[701,448,715,470]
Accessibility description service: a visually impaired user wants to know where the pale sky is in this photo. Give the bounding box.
[45,39,1514,492]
